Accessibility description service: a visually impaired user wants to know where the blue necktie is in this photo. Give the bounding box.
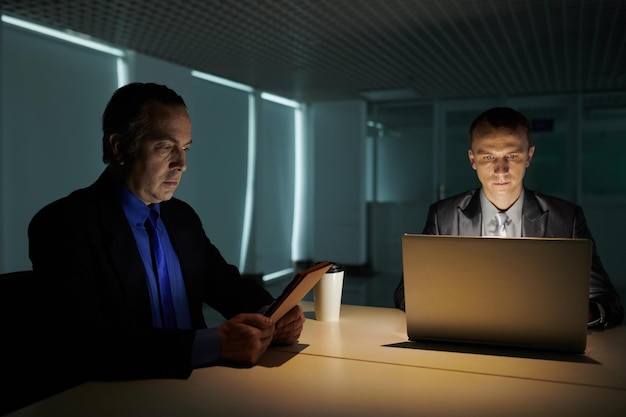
[145,209,177,329]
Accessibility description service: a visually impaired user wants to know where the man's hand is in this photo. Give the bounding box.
[218,313,275,365]
[272,304,305,345]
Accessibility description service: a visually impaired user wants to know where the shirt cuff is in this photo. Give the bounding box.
[190,328,221,368]
[587,301,606,328]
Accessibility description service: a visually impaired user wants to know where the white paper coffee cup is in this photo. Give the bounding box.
[314,264,345,321]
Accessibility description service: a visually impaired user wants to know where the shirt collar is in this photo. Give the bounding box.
[480,188,524,224]
[507,189,524,224]
[120,187,161,229]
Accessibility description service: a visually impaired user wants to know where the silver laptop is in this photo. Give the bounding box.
[402,234,591,353]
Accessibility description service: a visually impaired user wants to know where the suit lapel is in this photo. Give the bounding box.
[95,171,153,326]
[522,189,548,237]
[458,190,482,236]
[104,211,152,323]
[457,188,549,237]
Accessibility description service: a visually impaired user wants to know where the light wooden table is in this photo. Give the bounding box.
[288,302,626,391]
[8,303,626,417]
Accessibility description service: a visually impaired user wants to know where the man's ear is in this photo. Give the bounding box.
[468,149,477,170]
[108,134,125,165]
[526,145,536,167]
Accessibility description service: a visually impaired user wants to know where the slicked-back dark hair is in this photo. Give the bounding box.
[469,107,532,148]
[101,82,186,164]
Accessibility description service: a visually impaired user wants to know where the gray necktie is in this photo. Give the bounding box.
[495,212,510,237]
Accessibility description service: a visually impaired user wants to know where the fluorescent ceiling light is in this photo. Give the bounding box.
[261,92,300,108]
[191,70,253,92]
[360,88,421,102]
[2,14,124,57]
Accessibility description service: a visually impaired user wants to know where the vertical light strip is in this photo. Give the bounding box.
[191,68,256,272]
[116,57,129,88]
[258,92,304,281]
[291,106,305,261]
[239,93,257,270]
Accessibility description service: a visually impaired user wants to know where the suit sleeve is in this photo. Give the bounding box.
[199,233,274,319]
[165,200,274,320]
[573,206,624,327]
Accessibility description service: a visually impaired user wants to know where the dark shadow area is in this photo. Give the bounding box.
[214,344,309,370]
[383,340,600,364]
[1,367,79,416]
[257,344,309,368]
[1,271,82,416]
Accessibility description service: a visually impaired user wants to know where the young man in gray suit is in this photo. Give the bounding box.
[394,107,623,328]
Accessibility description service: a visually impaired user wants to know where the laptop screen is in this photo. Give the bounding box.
[402,234,591,353]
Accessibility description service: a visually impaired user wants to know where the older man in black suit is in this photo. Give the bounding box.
[394,107,623,328]
[28,83,305,381]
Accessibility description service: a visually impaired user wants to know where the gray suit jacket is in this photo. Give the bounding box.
[394,188,624,327]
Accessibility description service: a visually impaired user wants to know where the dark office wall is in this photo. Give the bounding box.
[310,100,368,266]
[1,24,117,272]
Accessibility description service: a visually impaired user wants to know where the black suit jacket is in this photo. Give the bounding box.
[394,188,624,327]
[28,168,274,380]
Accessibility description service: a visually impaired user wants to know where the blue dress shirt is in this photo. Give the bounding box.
[120,188,220,366]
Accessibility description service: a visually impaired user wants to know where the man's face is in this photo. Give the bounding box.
[468,125,535,207]
[120,103,192,205]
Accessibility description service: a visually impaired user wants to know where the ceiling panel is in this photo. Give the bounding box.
[2,0,625,103]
